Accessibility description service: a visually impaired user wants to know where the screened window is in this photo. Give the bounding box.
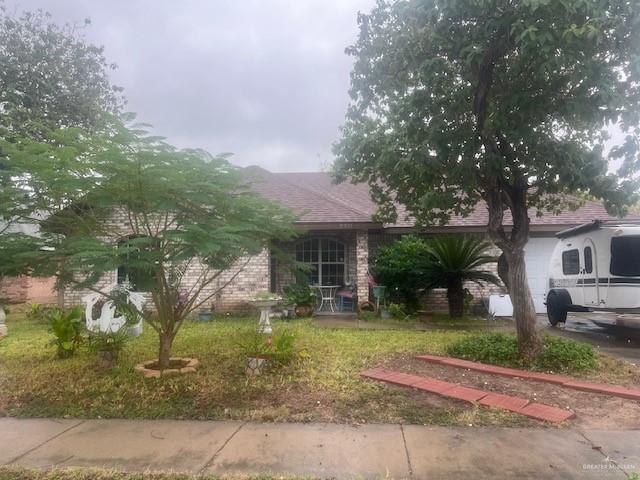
[584,246,593,274]
[610,236,640,277]
[295,238,346,286]
[562,249,580,275]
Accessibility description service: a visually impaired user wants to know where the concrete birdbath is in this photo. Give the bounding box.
[250,293,281,335]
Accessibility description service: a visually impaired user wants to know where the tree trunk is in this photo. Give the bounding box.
[158,331,174,369]
[447,279,465,318]
[504,248,541,359]
[497,253,509,290]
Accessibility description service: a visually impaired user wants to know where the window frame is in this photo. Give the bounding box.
[561,249,581,276]
[584,246,593,275]
[295,237,346,286]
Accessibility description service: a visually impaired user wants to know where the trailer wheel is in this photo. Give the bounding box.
[547,291,568,326]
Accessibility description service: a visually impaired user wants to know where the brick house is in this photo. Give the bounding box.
[59,165,626,314]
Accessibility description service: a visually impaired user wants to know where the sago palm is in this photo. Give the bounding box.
[421,236,501,318]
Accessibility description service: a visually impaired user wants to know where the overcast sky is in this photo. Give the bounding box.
[10,0,375,172]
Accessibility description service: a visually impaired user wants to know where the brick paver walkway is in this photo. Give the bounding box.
[360,367,575,423]
[415,354,640,400]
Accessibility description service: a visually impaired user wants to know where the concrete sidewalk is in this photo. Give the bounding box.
[1,418,638,479]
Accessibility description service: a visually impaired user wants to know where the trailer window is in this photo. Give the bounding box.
[584,247,593,274]
[610,236,640,277]
[562,249,580,275]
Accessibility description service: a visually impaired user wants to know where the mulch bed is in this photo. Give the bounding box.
[380,354,640,429]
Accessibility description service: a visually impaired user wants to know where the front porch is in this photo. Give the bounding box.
[270,230,371,314]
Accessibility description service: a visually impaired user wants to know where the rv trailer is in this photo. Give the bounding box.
[546,220,640,326]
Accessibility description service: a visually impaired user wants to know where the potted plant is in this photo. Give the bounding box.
[283,284,316,317]
[239,329,272,376]
[88,328,128,369]
[198,302,215,322]
[238,328,298,376]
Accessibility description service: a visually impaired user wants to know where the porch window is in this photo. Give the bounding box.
[295,238,346,286]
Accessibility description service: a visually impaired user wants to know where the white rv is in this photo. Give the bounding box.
[546,220,640,325]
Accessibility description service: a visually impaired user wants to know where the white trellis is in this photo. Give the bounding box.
[83,286,145,336]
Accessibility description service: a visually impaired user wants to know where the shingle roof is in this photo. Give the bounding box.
[245,167,633,230]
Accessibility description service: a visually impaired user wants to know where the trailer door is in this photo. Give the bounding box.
[581,238,599,306]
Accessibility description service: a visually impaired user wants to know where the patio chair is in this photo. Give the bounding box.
[335,284,356,312]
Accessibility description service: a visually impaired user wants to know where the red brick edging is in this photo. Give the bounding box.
[361,368,575,423]
[415,354,640,401]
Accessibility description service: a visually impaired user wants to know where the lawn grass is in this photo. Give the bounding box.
[0,311,634,426]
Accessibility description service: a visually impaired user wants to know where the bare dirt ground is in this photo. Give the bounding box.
[381,354,640,429]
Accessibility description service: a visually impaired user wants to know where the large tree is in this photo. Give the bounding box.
[0,4,123,230]
[334,0,640,357]
[1,121,297,368]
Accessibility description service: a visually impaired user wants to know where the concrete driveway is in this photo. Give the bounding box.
[537,312,640,364]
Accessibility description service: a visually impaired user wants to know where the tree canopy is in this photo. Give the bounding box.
[1,120,298,367]
[334,0,640,356]
[0,4,124,231]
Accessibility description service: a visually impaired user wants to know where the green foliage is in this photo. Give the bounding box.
[1,118,298,366]
[0,6,122,137]
[371,236,432,309]
[386,302,413,321]
[48,307,84,359]
[236,328,299,367]
[373,235,499,316]
[0,4,123,231]
[446,333,598,373]
[87,329,128,354]
[334,0,640,348]
[28,304,63,324]
[335,0,640,225]
[283,283,316,307]
[4,313,630,424]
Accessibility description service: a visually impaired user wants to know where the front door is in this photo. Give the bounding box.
[582,238,599,306]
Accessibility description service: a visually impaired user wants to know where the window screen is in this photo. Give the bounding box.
[610,236,640,277]
[295,238,346,286]
[562,249,580,275]
[584,246,593,274]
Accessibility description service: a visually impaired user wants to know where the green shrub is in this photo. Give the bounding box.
[237,328,299,367]
[87,328,129,354]
[387,302,413,321]
[48,306,84,359]
[282,284,316,307]
[446,332,597,373]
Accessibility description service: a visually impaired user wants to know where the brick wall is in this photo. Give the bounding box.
[61,210,271,314]
[0,275,57,304]
[0,275,29,303]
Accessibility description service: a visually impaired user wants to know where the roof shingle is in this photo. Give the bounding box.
[245,167,632,230]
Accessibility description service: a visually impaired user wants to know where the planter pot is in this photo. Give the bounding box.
[198,311,213,322]
[285,308,296,320]
[127,324,143,337]
[245,357,267,376]
[294,305,314,317]
[97,350,119,369]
